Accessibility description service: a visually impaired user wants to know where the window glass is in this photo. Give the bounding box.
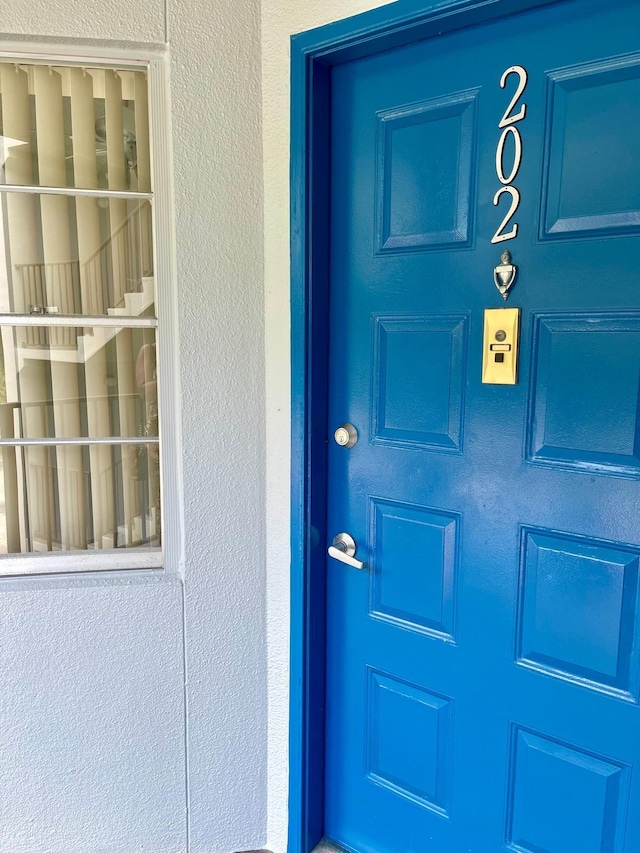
[0,194,154,316]
[0,443,160,553]
[0,325,157,438]
[0,65,151,192]
[0,60,160,561]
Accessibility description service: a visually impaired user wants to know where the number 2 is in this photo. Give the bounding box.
[491,186,520,243]
[498,65,528,128]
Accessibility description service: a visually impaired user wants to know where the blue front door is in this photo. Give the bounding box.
[325,1,640,850]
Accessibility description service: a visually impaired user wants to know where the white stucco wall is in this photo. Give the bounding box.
[168,0,268,849]
[0,0,267,849]
[0,576,186,853]
[0,0,166,42]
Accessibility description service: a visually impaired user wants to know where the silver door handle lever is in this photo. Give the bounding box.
[328,533,366,570]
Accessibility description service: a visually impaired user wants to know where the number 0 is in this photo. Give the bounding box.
[496,126,523,185]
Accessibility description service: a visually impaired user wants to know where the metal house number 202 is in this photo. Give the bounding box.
[491,65,528,244]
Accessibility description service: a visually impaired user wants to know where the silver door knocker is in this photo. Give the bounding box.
[494,249,517,301]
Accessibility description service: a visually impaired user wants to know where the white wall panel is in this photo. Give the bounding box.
[168,0,267,848]
[0,576,185,853]
[0,0,165,44]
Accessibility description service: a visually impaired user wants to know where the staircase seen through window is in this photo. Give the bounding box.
[0,61,160,558]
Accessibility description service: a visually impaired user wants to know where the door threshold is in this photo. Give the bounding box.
[312,844,338,853]
[313,839,359,853]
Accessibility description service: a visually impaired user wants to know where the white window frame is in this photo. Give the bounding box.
[0,41,183,576]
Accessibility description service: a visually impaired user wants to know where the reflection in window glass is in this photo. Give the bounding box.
[0,324,159,553]
[0,195,154,316]
[0,64,150,192]
[0,325,157,439]
[0,443,160,554]
[0,60,161,561]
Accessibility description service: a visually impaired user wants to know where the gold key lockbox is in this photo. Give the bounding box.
[482,308,520,385]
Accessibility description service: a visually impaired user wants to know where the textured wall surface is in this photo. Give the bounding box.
[0,0,266,847]
[168,0,268,849]
[0,0,166,43]
[260,2,394,850]
[0,576,186,853]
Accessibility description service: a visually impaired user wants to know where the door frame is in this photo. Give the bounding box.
[289,2,572,850]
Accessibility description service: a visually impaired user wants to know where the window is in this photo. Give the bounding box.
[0,52,175,573]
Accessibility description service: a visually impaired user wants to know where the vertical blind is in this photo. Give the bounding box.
[0,62,160,557]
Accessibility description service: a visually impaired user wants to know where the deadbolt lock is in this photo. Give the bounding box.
[334,423,358,448]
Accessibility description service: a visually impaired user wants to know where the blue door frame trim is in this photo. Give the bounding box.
[289,2,570,851]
